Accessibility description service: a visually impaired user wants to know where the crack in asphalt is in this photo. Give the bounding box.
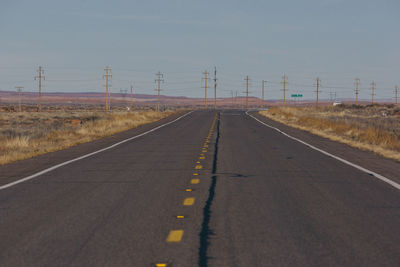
[198,112,220,267]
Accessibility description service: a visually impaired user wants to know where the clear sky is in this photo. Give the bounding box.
[1,0,399,101]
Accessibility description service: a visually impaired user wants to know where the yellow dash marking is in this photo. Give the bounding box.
[186,188,192,192]
[166,230,184,242]
[191,178,200,184]
[156,264,167,267]
[196,161,201,163]
[202,150,207,153]
[193,173,199,176]
[199,156,205,160]
[204,145,208,147]
[183,197,195,206]
[195,165,203,169]
[177,215,184,219]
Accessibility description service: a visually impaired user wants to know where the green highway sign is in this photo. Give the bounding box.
[291,94,303,98]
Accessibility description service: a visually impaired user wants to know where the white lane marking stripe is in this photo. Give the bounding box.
[0,111,194,191]
[246,112,400,190]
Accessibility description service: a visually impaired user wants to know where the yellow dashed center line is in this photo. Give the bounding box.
[193,173,199,176]
[191,178,200,184]
[156,263,168,267]
[185,188,192,192]
[166,230,184,242]
[183,197,195,206]
[199,156,205,160]
[176,215,185,219]
[195,165,203,170]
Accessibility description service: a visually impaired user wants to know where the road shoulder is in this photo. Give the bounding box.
[250,111,400,185]
[0,110,189,186]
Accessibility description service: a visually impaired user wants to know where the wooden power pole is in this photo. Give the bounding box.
[155,72,164,112]
[130,83,134,111]
[395,85,399,105]
[202,70,209,109]
[15,86,23,112]
[245,76,250,110]
[316,77,321,107]
[283,74,287,106]
[103,66,112,111]
[34,66,45,112]
[213,66,217,109]
[355,78,360,105]
[371,81,375,104]
[262,80,265,109]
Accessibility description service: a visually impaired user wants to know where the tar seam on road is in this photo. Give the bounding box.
[246,111,400,191]
[0,111,194,191]
[198,112,220,267]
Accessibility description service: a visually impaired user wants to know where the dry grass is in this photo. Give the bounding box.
[0,110,175,165]
[260,104,400,161]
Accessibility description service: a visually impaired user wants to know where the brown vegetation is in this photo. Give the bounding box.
[260,104,400,161]
[0,110,174,165]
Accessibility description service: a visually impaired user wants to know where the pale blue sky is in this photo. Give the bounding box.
[1,0,399,100]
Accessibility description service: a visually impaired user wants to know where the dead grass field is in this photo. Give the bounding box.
[260,104,400,161]
[0,110,175,165]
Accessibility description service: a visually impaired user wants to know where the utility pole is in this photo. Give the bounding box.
[316,77,321,107]
[262,80,265,109]
[371,81,375,104]
[245,76,250,110]
[155,72,164,112]
[355,78,360,104]
[103,66,112,111]
[130,83,134,111]
[15,86,23,112]
[213,66,217,109]
[202,70,209,109]
[282,74,287,106]
[34,66,45,112]
[395,85,398,105]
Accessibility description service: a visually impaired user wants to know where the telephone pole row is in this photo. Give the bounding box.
[155,72,164,112]
[395,85,399,105]
[34,66,45,112]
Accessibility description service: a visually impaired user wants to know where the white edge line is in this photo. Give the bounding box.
[0,111,194,191]
[246,111,400,191]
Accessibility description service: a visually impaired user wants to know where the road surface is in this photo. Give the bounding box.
[0,110,399,266]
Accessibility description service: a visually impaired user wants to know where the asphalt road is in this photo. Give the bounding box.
[0,110,399,267]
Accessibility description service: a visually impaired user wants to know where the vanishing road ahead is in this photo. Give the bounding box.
[0,110,399,266]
